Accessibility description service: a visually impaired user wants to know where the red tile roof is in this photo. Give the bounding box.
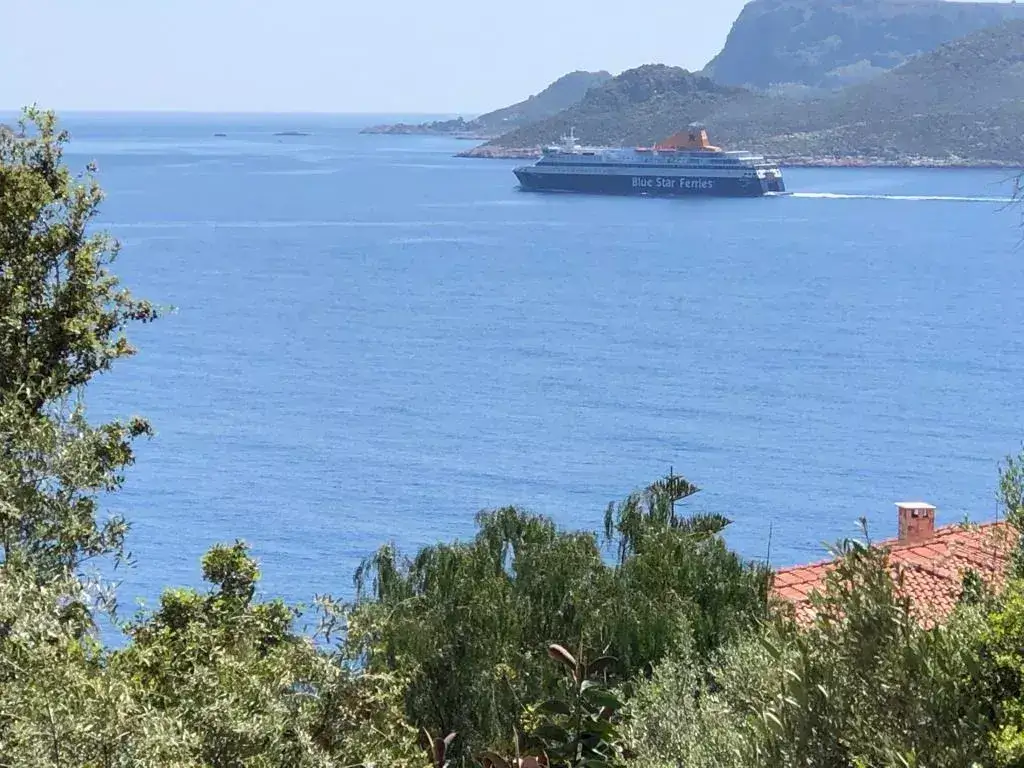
[772,521,1016,626]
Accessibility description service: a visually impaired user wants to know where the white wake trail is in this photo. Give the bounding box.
[790,191,1015,204]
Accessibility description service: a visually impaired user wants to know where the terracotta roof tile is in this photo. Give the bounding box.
[791,583,819,598]
[772,571,801,587]
[772,520,1015,626]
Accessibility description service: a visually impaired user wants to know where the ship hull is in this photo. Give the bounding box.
[514,169,784,197]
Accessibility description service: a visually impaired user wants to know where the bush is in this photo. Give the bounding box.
[625,534,997,768]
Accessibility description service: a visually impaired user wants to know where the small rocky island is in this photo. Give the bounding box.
[360,117,493,140]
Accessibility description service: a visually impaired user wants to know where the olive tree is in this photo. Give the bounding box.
[0,108,156,575]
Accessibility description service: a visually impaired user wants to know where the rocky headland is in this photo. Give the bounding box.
[360,71,611,138]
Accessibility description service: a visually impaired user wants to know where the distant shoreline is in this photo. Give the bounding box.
[359,126,1022,169]
[359,126,1023,169]
[359,127,497,141]
[453,145,1022,169]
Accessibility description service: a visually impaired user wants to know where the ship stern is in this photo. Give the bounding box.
[761,168,786,194]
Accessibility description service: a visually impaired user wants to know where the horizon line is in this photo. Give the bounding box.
[0,108,478,117]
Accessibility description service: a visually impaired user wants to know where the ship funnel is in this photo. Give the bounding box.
[655,125,721,152]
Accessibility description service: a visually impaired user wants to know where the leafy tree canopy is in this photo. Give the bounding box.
[0,108,156,576]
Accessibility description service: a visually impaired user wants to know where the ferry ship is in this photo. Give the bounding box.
[513,124,785,198]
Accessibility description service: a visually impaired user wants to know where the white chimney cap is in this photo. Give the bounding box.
[895,502,936,510]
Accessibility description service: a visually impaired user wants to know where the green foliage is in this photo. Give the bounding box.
[351,479,768,759]
[526,644,624,768]
[0,546,409,766]
[116,541,427,767]
[621,631,759,768]
[0,107,157,575]
[0,541,426,766]
[968,568,1024,767]
[603,469,703,563]
[351,506,612,757]
[0,567,197,766]
[743,541,993,767]
[603,472,761,668]
[982,580,1024,765]
[626,533,997,768]
[0,108,156,405]
[1000,447,1024,580]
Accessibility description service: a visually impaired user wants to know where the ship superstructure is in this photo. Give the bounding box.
[513,125,785,197]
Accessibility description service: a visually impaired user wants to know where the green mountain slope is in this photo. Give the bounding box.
[703,0,1024,89]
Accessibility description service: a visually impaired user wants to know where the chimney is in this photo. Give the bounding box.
[896,502,936,545]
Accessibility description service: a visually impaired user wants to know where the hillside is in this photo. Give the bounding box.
[472,70,613,132]
[715,20,1024,163]
[468,22,1024,166]
[361,70,611,137]
[703,0,1024,89]
[474,65,767,150]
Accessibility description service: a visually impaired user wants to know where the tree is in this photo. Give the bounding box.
[0,108,156,575]
[352,506,612,759]
[0,539,424,767]
[350,475,768,760]
[0,566,196,767]
[999,447,1024,578]
[113,541,423,768]
[603,472,768,666]
[978,447,1024,765]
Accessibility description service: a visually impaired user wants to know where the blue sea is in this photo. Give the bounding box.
[48,113,1024,613]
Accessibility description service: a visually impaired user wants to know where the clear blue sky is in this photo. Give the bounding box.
[4,0,1012,114]
[1,0,753,114]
